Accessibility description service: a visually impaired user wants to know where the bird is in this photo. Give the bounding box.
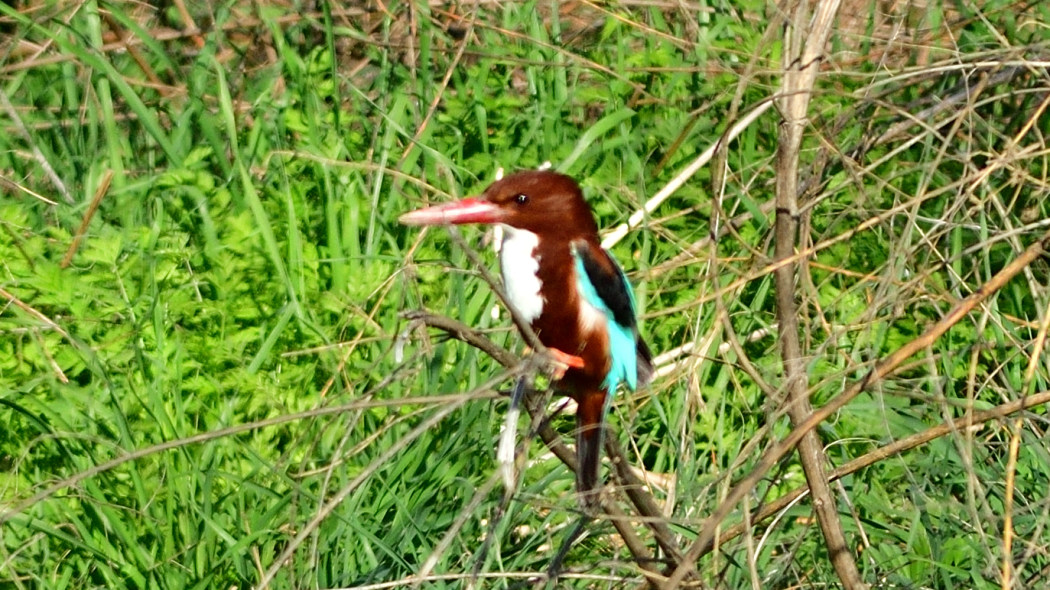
[399,170,653,501]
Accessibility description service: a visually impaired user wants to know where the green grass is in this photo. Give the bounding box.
[2,0,1050,588]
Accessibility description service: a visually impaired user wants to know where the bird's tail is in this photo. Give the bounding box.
[575,390,608,504]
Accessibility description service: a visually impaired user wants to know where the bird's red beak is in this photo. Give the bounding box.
[398,198,503,226]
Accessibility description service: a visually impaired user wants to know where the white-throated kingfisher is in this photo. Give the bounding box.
[399,170,653,499]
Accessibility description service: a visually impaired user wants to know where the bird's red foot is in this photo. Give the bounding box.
[546,347,585,380]
[524,346,585,379]
[548,348,586,369]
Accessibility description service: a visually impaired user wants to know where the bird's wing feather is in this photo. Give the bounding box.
[573,241,638,330]
[571,240,653,390]
[635,337,654,388]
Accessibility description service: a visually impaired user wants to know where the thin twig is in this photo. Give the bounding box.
[401,310,518,367]
[0,287,72,341]
[1001,417,1023,590]
[61,170,114,268]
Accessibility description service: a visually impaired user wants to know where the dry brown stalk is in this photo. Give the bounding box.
[61,169,114,268]
[771,0,864,586]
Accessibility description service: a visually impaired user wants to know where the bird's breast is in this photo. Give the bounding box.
[499,225,544,324]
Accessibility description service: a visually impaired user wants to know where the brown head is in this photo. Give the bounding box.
[398,170,599,240]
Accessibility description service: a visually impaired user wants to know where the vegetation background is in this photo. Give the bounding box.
[2,0,1049,588]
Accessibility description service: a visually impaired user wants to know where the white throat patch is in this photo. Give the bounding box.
[498,225,544,323]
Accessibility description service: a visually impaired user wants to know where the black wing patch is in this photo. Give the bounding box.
[573,240,637,330]
[574,239,655,389]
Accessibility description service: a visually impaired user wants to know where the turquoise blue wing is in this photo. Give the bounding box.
[571,241,653,392]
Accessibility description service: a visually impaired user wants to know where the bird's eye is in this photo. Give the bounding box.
[514,194,529,206]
